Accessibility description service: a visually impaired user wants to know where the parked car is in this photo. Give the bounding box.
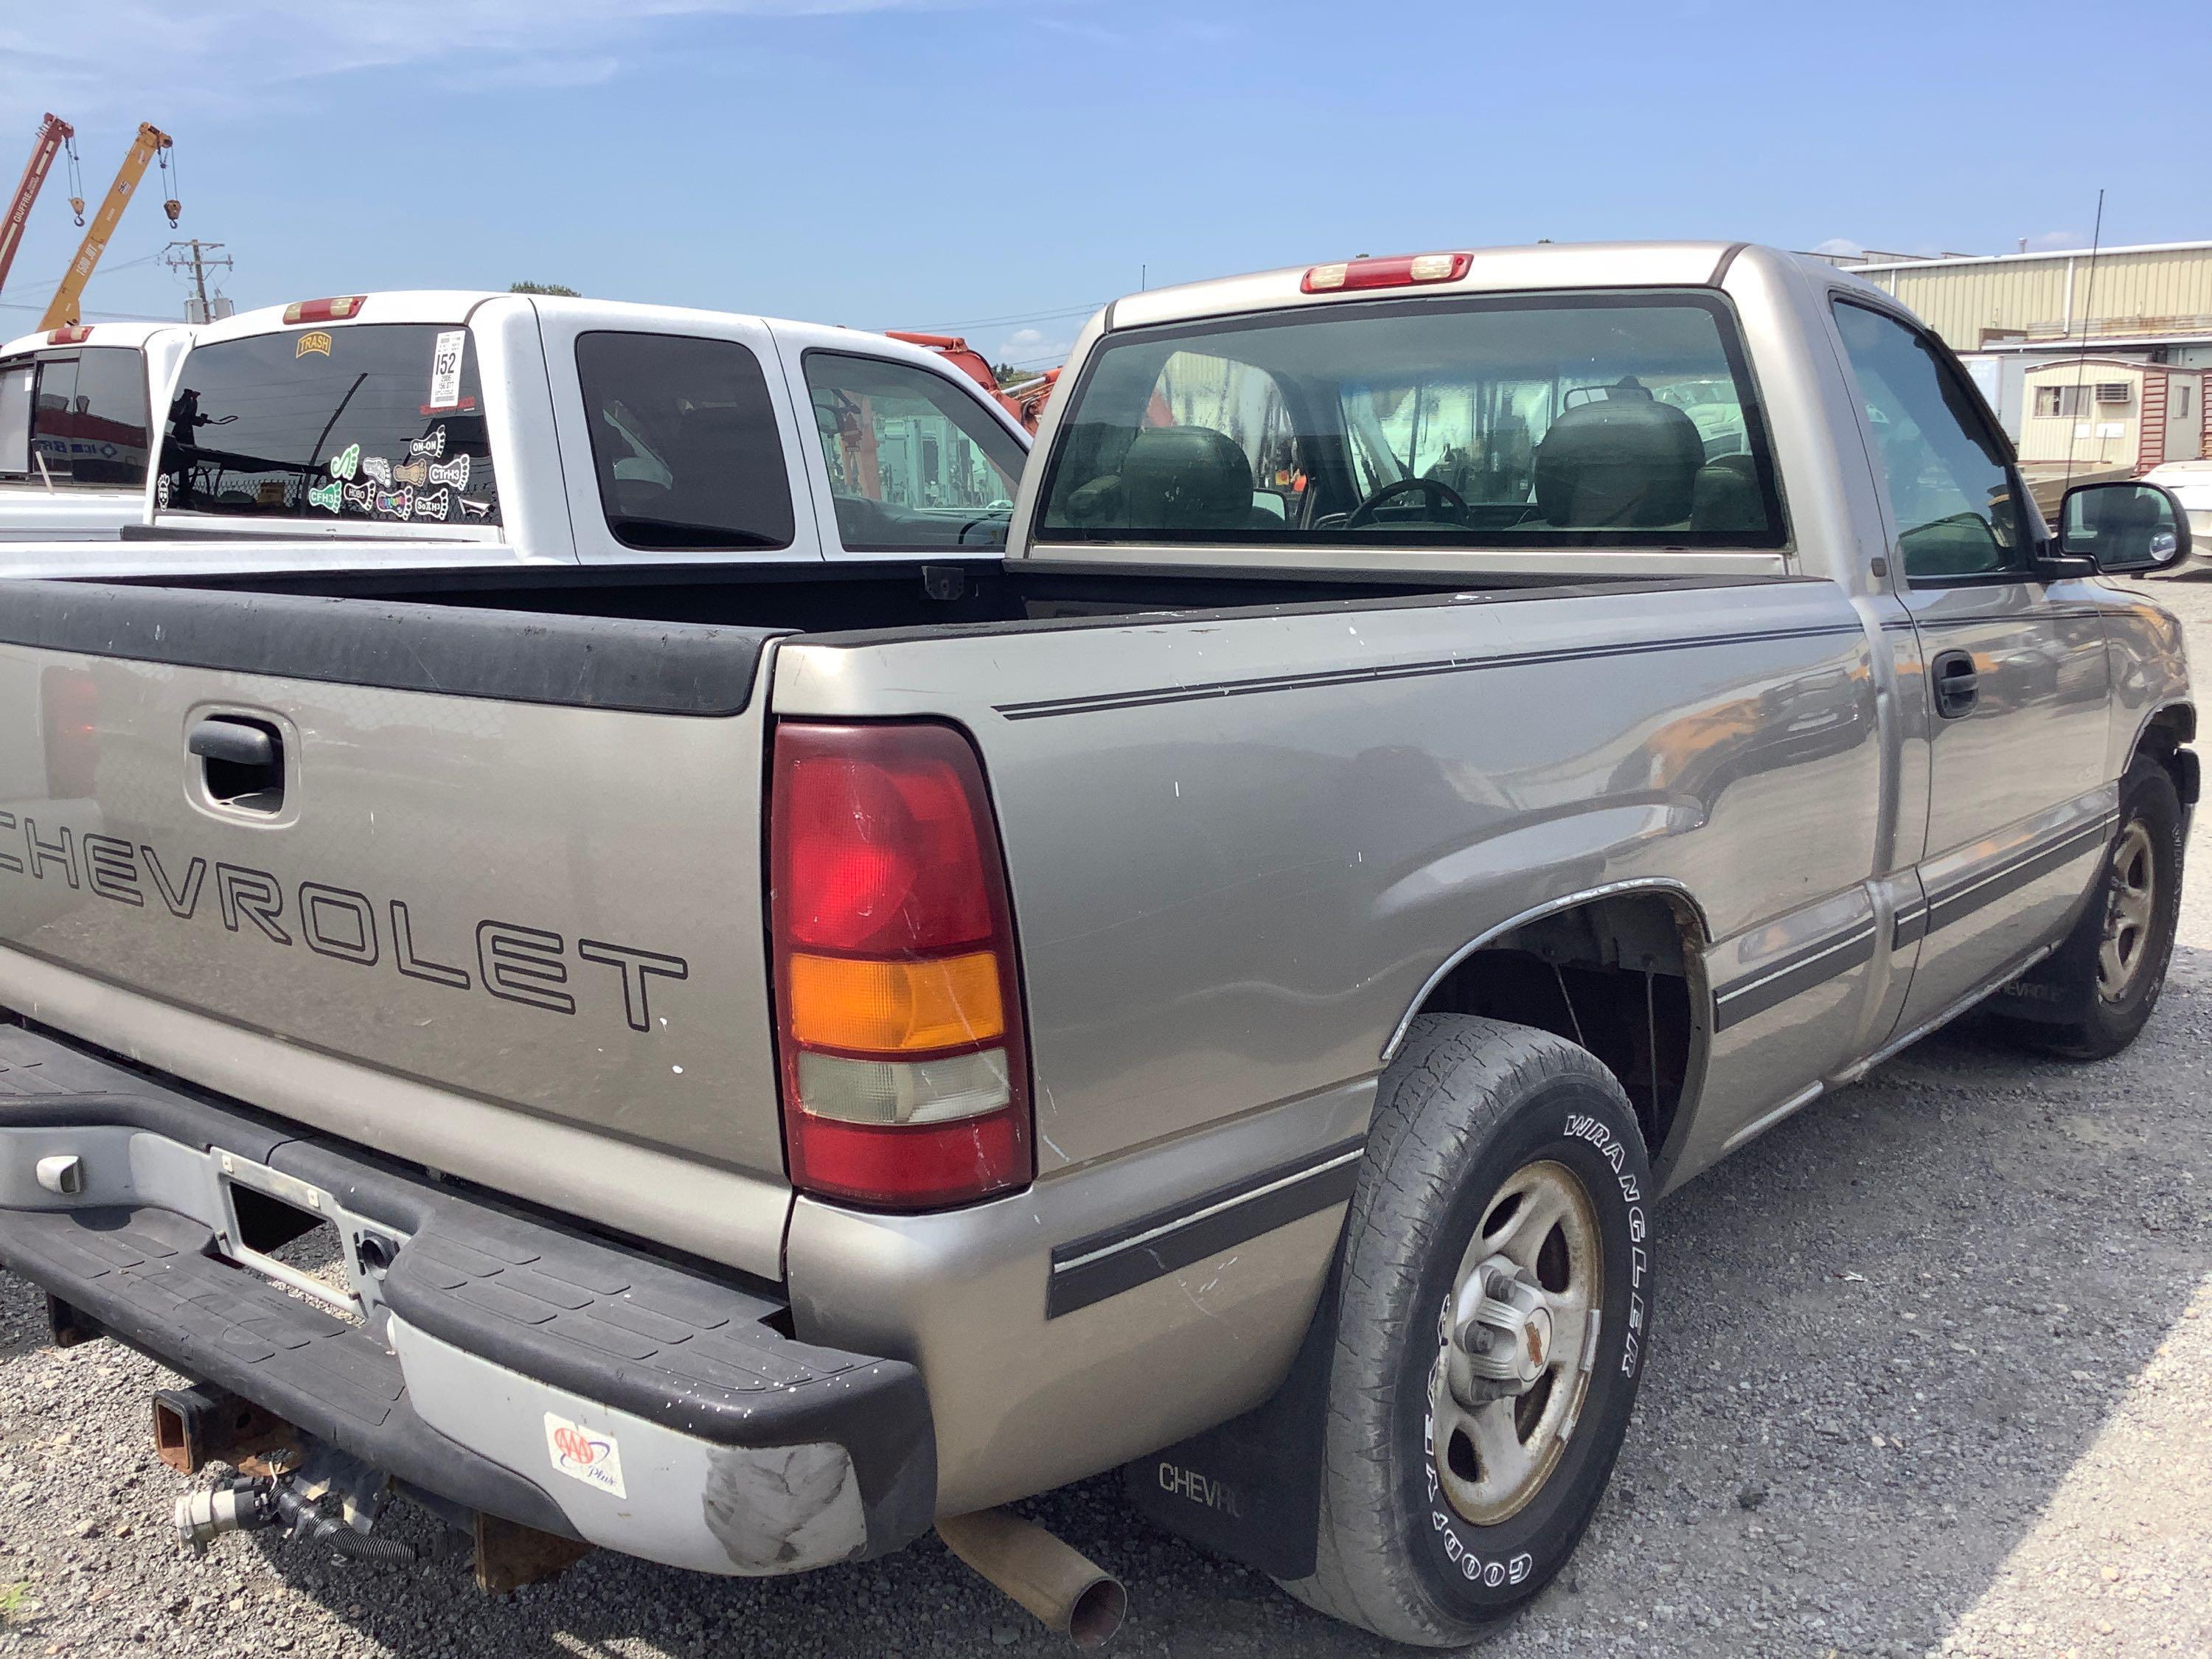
[0,243,2193,1648]
[2139,457,2212,570]
[0,321,192,540]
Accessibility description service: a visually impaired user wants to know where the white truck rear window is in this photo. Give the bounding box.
[157,324,498,526]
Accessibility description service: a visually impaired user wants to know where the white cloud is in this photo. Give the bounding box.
[993,324,1074,372]
[2026,230,2082,251]
[0,0,967,123]
[1812,237,1865,258]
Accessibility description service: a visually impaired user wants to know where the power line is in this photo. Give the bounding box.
[907,301,1104,334]
[0,301,172,320]
[0,248,166,308]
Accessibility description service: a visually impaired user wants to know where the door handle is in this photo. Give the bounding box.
[188,718,274,768]
[189,715,285,810]
[1930,650,1979,720]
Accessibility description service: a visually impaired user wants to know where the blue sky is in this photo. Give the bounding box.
[2,0,2204,369]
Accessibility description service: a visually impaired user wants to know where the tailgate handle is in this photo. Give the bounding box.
[189,716,285,810]
[189,719,274,768]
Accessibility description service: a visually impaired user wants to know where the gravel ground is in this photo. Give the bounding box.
[1,574,2207,1658]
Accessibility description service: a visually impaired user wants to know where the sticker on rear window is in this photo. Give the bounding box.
[428,329,465,411]
[544,1413,626,1498]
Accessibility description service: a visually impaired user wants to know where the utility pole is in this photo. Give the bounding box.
[162,237,232,322]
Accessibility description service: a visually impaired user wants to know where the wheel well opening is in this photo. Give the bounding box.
[2138,706,2199,805]
[1413,894,1706,1155]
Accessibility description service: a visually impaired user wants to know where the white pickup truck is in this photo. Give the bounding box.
[0,321,192,540]
[0,291,1029,576]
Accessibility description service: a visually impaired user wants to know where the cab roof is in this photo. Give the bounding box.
[0,320,193,359]
[1104,240,1863,331]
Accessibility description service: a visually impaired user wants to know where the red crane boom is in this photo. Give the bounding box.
[0,113,74,300]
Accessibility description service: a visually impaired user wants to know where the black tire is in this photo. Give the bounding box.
[1280,1015,1653,1646]
[1995,754,2184,1061]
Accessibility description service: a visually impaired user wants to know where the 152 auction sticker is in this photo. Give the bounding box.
[544,1412,627,1499]
[428,329,465,411]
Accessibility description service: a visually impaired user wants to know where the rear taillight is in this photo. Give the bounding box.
[769,721,1031,1211]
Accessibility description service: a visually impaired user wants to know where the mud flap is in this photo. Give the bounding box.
[1120,1266,1335,1580]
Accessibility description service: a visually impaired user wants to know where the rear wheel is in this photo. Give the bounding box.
[1281,1016,1652,1646]
[1995,755,2183,1060]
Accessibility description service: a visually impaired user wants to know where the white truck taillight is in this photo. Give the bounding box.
[768,720,1032,1211]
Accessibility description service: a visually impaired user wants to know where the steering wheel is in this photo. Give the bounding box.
[1344,476,1469,529]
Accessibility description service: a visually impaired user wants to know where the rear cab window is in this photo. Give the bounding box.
[573,331,795,551]
[0,347,152,489]
[157,324,499,526]
[1038,291,1783,549]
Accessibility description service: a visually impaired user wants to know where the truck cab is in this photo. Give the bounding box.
[0,321,192,540]
[1,291,1028,580]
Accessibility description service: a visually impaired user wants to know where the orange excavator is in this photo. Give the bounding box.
[886,330,1060,434]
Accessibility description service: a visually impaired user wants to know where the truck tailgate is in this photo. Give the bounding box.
[0,581,794,1275]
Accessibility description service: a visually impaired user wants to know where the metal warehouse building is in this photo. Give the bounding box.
[1847,240,2212,464]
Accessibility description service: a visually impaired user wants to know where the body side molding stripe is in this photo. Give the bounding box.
[1896,815,2113,949]
[996,622,1866,721]
[1046,1139,1364,1318]
[1711,922,1879,1032]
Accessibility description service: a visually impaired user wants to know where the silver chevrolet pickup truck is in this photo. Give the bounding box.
[0,242,2194,1647]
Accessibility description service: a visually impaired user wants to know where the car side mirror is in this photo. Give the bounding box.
[2056,480,2192,574]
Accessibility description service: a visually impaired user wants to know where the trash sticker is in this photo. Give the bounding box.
[544,1413,625,1499]
[410,426,447,459]
[428,329,465,411]
[328,442,360,480]
[296,330,333,359]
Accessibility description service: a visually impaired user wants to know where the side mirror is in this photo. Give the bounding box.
[2056,480,2192,574]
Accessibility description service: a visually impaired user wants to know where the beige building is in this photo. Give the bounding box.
[1840,240,2212,464]
[2016,358,2204,469]
[1853,240,2212,354]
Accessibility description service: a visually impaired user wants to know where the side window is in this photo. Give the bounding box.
[1832,300,2027,581]
[574,331,794,551]
[801,353,1025,550]
[57,348,150,485]
[28,355,79,479]
[0,362,33,473]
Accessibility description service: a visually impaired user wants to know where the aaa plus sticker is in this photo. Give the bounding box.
[428,329,465,411]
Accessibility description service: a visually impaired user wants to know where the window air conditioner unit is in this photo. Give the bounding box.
[2094,382,2130,405]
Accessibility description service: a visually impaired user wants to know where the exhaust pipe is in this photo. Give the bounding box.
[936,1509,1127,1649]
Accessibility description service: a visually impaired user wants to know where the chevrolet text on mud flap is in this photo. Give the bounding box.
[0,252,2193,1648]
[0,814,688,1031]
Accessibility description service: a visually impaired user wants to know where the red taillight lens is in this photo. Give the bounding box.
[45,324,93,345]
[282,296,366,324]
[770,721,1031,1211]
[1301,251,1472,293]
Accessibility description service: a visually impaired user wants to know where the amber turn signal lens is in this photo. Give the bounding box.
[787,950,1004,1054]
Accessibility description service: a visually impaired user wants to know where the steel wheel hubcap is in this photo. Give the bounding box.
[2096,821,2157,1003]
[1430,1159,1601,1526]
